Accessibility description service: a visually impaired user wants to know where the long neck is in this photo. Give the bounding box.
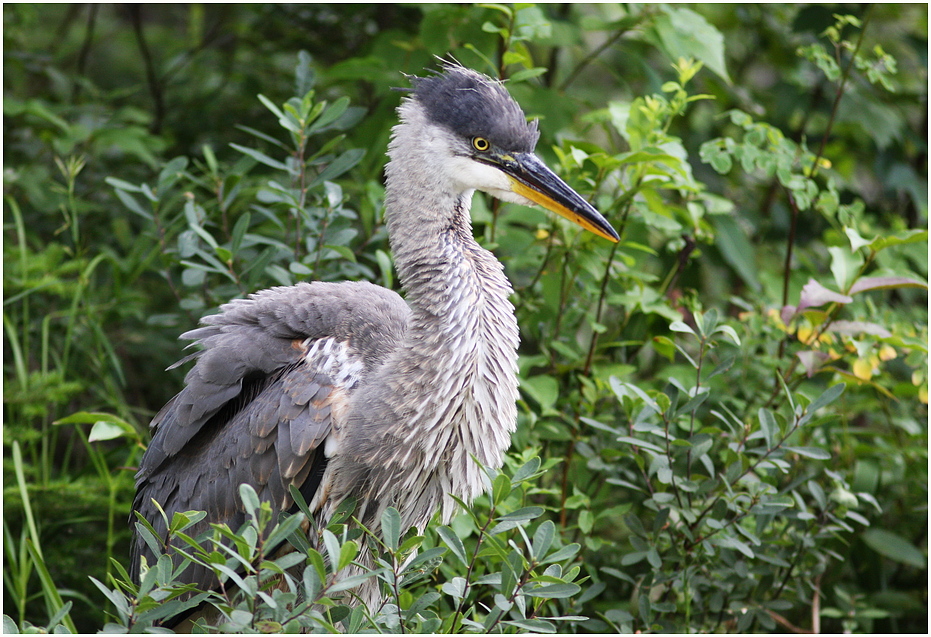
[382,109,515,334]
[344,111,519,507]
[335,109,521,533]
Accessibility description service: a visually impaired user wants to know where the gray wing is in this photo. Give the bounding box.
[130,280,410,588]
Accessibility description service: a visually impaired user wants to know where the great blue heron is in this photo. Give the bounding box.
[131,63,618,617]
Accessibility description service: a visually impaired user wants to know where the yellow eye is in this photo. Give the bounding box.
[472,137,490,152]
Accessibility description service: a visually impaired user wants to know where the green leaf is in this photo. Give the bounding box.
[532,520,555,562]
[382,507,401,551]
[309,148,365,187]
[799,383,846,427]
[375,249,394,289]
[306,548,326,584]
[523,582,581,598]
[669,320,694,335]
[869,228,928,252]
[327,572,376,594]
[541,543,580,564]
[652,335,677,361]
[309,96,351,133]
[442,576,466,600]
[322,244,356,263]
[646,547,661,568]
[398,533,425,556]
[295,51,316,97]
[578,509,594,535]
[707,353,736,379]
[862,529,926,568]
[616,436,664,453]
[321,530,341,572]
[113,188,152,221]
[28,542,79,632]
[651,7,730,83]
[89,576,129,621]
[509,67,548,82]
[521,375,559,412]
[257,93,287,121]
[784,446,831,460]
[238,484,260,518]
[502,618,557,633]
[712,214,761,290]
[54,410,133,427]
[105,176,143,193]
[713,324,741,346]
[758,408,777,449]
[492,472,511,506]
[489,519,528,538]
[845,226,872,252]
[610,377,663,415]
[437,526,467,566]
[511,456,542,484]
[231,212,251,254]
[264,512,307,554]
[710,534,755,558]
[229,143,289,171]
[2,617,17,635]
[828,246,864,291]
[337,540,358,571]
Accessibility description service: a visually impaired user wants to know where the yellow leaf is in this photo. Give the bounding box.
[920,386,928,405]
[768,308,792,333]
[879,345,897,361]
[797,326,814,344]
[535,228,549,240]
[853,358,873,380]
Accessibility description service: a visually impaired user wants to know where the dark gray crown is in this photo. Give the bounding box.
[410,64,540,153]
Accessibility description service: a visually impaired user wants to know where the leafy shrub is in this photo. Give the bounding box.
[89,457,584,634]
[3,4,926,633]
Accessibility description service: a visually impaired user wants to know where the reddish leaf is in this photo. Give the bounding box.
[797,350,830,377]
[797,278,853,313]
[828,320,892,338]
[849,276,928,295]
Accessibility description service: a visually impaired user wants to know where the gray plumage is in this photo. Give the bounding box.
[131,63,617,616]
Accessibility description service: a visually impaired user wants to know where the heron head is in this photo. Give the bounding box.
[403,64,619,243]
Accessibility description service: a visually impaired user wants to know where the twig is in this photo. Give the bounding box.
[810,6,873,181]
[559,28,629,92]
[766,609,815,634]
[129,5,165,134]
[72,4,98,101]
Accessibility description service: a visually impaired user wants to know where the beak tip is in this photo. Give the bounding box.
[503,154,620,243]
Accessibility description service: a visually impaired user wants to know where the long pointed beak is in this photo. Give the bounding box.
[492,152,619,242]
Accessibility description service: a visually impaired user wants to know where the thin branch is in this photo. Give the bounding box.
[559,28,628,92]
[810,6,873,180]
[129,5,165,134]
[583,240,619,375]
[72,4,98,101]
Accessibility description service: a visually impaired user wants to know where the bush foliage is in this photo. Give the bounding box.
[4,4,927,633]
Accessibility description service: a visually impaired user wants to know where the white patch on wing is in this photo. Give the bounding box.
[299,338,363,464]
